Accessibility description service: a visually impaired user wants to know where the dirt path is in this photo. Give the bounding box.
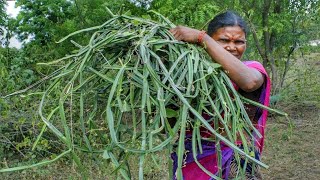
[261,52,320,179]
[261,104,320,179]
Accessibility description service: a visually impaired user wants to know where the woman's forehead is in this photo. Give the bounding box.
[213,26,246,39]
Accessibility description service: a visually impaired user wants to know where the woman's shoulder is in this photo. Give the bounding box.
[242,60,267,75]
[242,60,263,66]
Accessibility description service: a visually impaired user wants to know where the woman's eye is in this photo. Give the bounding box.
[219,39,229,43]
[235,40,246,45]
[217,39,246,45]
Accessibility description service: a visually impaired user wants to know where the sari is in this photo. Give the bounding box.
[171,61,271,180]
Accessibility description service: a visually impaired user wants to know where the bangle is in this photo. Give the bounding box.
[197,30,207,45]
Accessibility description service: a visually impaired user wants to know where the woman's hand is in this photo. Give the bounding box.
[170,26,201,44]
[171,25,264,92]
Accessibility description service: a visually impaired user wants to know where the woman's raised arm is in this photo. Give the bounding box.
[170,26,264,92]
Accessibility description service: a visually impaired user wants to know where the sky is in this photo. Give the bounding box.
[5,1,21,48]
[6,1,20,18]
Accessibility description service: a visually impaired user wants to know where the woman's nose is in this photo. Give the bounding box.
[225,43,236,51]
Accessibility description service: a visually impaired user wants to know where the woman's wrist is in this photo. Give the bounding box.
[197,30,207,44]
[198,33,211,49]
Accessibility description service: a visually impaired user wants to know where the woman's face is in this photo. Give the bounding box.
[211,26,246,59]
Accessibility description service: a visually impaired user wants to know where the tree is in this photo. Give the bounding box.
[15,0,75,45]
[12,0,146,61]
[242,0,319,93]
[0,0,6,26]
[0,0,7,46]
[150,0,219,29]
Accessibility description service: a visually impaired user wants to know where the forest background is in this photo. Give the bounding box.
[0,0,319,179]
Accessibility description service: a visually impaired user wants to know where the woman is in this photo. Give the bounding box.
[170,11,271,179]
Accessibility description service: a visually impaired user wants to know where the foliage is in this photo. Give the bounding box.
[0,47,43,165]
[11,0,149,62]
[0,48,36,93]
[0,0,7,46]
[73,0,148,26]
[0,0,6,25]
[237,0,320,93]
[279,50,320,107]
[150,0,219,29]
[15,0,74,44]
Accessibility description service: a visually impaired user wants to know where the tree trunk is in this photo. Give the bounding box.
[262,0,279,89]
[245,15,267,64]
[262,0,271,62]
[280,46,295,88]
[279,15,298,90]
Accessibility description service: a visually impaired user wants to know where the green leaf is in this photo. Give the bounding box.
[102,150,111,160]
[165,108,178,118]
[208,62,221,69]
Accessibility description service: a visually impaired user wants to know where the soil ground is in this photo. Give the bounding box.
[261,104,320,179]
[261,52,320,180]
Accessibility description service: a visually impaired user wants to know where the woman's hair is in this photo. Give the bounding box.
[207,10,248,37]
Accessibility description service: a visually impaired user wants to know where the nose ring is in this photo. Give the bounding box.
[226,46,231,50]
